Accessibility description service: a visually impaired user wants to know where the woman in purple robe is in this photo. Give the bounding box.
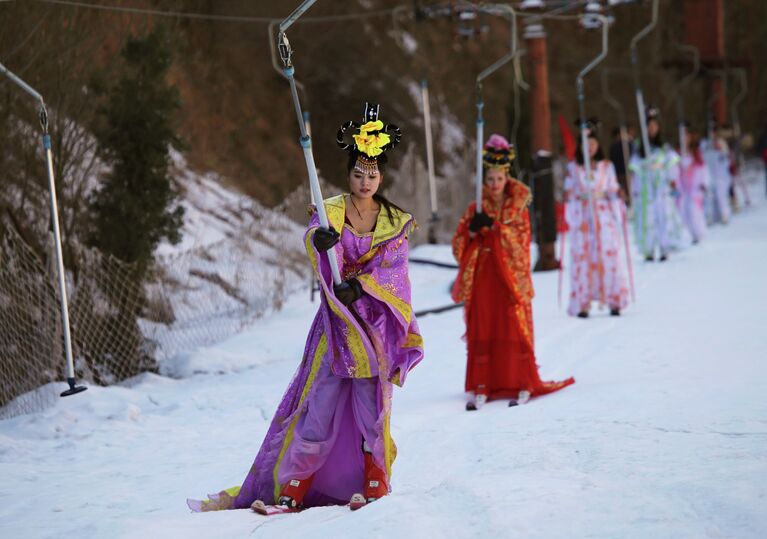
[187,104,423,512]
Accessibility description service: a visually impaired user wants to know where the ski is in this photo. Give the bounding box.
[250,493,368,516]
[250,500,300,516]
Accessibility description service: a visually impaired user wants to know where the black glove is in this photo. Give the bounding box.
[333,278,362,307]
[469,211,494,233]
[312,226,340,252]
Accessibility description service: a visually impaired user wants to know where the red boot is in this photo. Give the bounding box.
[278,475,314,509]
[363,452,388,502]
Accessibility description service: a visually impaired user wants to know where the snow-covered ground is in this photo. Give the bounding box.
[2,188,766,539]
[141,151,311,367]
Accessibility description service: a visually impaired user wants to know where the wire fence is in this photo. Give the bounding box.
[0,223,310,419]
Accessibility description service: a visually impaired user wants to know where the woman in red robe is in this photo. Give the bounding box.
[452,134,575,410]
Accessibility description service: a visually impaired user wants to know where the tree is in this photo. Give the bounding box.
[88,28,184,277]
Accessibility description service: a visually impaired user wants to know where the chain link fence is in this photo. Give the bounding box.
[0,223,310,419]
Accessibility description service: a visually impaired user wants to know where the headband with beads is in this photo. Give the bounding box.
[337,102,402,174]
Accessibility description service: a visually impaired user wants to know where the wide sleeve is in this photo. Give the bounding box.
[450,203,481,304]
[564,162,578,197]
[354,226,423,387]
[304,206,352,288]
[452,202,477,264]
[605,161,621,195]
[665,148,681,184]
[494,213,529,304]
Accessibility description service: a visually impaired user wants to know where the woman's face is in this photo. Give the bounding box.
[484,168,508,197]
[588,137,599,158]
[348,168,381,200]
[648,119,660,138]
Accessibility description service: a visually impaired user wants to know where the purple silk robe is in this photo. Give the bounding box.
[187,194,423,511]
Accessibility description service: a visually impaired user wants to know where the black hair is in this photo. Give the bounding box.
[575,132,605,165]
[346,151,408,225]
[638,119,664,157]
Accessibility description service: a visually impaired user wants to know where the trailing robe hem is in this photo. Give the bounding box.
[187,194,423,511]
[451,180,574,401]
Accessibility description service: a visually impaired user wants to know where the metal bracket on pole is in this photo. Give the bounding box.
[0,61,86,398]
[277,2,342,285]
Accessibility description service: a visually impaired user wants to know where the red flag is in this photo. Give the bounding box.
[558,114,577,161]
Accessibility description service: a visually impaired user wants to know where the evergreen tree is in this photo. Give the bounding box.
[89,28,184,276]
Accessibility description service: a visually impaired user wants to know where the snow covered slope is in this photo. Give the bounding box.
[1,192,766,538]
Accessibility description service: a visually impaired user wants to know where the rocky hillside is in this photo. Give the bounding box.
[1,0,765,244]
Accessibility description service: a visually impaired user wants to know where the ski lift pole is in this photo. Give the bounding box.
[576,14,609,232]
[673,44,700,159]
[731,68,750,205]
[601,68,633,205]
[706,69,727,138]
[629,0,659,159]
[0,61,86,398]
[511,50,529,180]
[277,2,342,286]
[731,69,747,144]
[473,2,520,212]
[475,84,485,210]
[421,80,439,242]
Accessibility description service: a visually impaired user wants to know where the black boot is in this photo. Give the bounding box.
[610,308,621,316]
[577,311,589,319]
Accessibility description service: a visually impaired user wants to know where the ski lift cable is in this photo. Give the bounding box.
[31,0,400,25]
[29,0,591,26]
[0,60,86,399]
